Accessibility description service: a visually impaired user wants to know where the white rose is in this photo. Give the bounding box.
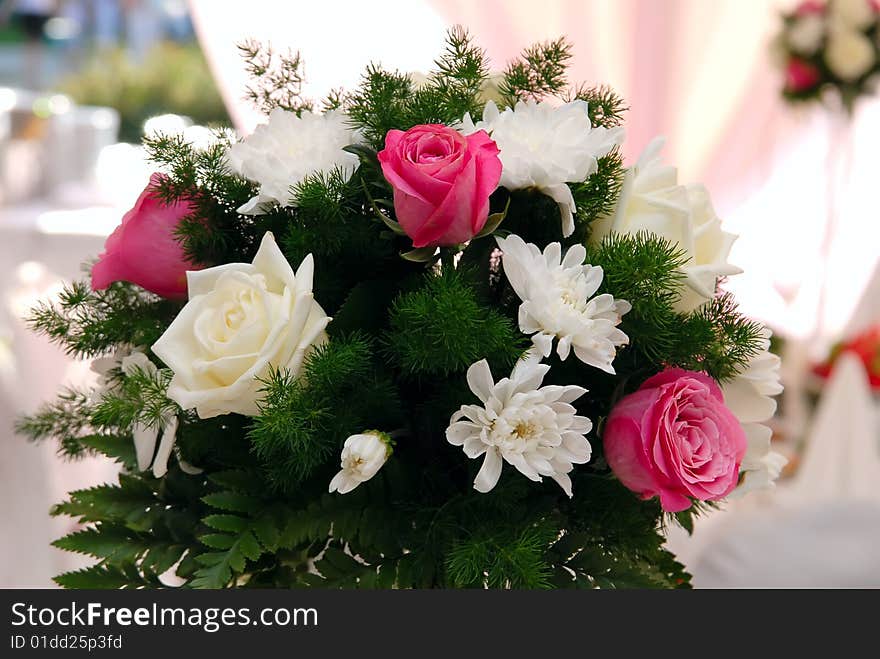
[590,137,741,312]
[152,232,330,418]
[329,432,391,494]
[787,14,825,55]
[830,0,876,30]
[226,108,361,215]
[825,27,876,80]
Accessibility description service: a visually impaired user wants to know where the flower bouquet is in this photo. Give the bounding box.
[776,0,880,112]
[19,29,783,589]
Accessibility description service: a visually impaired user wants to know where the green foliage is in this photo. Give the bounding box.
[587,232,688,368]
[679,293,765,381]
[499,37,573,106]
[50,468,206,588]
[587,233,763,383]
[565,83,629,128]
[238,39,313,115]
[15,389,95,459]
[446,522,556,589]
[385,268,526,376]
[192,472,285,588]
[24,280,178,359]
[54,564,155,589]
[248,335,403,491]
[569,151,626,242]
[346,27,490,146]
[58,44,230,143]
[91,364,177,432]
[143,131,279,267]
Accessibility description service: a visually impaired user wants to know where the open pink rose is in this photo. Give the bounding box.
[785,58,821,92]
[603,368,747,512]
[92,173,201,298]
[377,124,502,248]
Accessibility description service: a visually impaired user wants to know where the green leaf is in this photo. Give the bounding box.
[191,553,233,589]
[199,533,236,550]
[329,279,399,336]
[54,564,133,589]
[142,544,186,575]
[401,246,437,262]
[252,514,280,552]
[77,434,138,469]
[202,514,248,533]
[472,198,510,240]
[342,143,379,164]
[238,530,263,562]
[201,491,261,514]
[52,526,143,563]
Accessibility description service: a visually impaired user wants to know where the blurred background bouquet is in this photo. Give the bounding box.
[775,0,880,112]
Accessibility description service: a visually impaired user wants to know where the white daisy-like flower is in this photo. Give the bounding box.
[722,328,787,498]
[446,355,592,496]
[329,431,392,495]
[226,108,360,215]
[460,100,624,237]
[495,233,630,374]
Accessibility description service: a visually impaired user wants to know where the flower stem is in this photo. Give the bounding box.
[440,248,455,272]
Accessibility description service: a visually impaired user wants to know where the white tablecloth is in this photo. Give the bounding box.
[0,201,120,587]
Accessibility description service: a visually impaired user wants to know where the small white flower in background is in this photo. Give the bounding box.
[460,99,624,238]
[590,137,741,313]
[226,108,361,215]
[787,14,825,55]
[495,234,630,374]
[329,431,392,494]
[825,26,876,81]
[830,0,876,30]
[722,329,787,497]
[152,232,330,419]
[447,354,592,496]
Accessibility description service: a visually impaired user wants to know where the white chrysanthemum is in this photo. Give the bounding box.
[460,100,624,237]
[722,329,787,497]
[590,137,741,312]
[226,108,360,215]
[446,355,592,496]
[825,26,876,81]
[495,234,630,374]
[329,431,392,495]
[787,14,825,55]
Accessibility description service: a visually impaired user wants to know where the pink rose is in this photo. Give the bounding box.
[377,124,502,248]
[603,368,747,512]
[92,173,201,298]
[785,58,821,92]
[795,0,825,15]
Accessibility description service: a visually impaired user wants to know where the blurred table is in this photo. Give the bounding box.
[0,200,123,587]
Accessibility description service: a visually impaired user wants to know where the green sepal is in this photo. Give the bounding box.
[472,198,511,240]
[401,246,438,263]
